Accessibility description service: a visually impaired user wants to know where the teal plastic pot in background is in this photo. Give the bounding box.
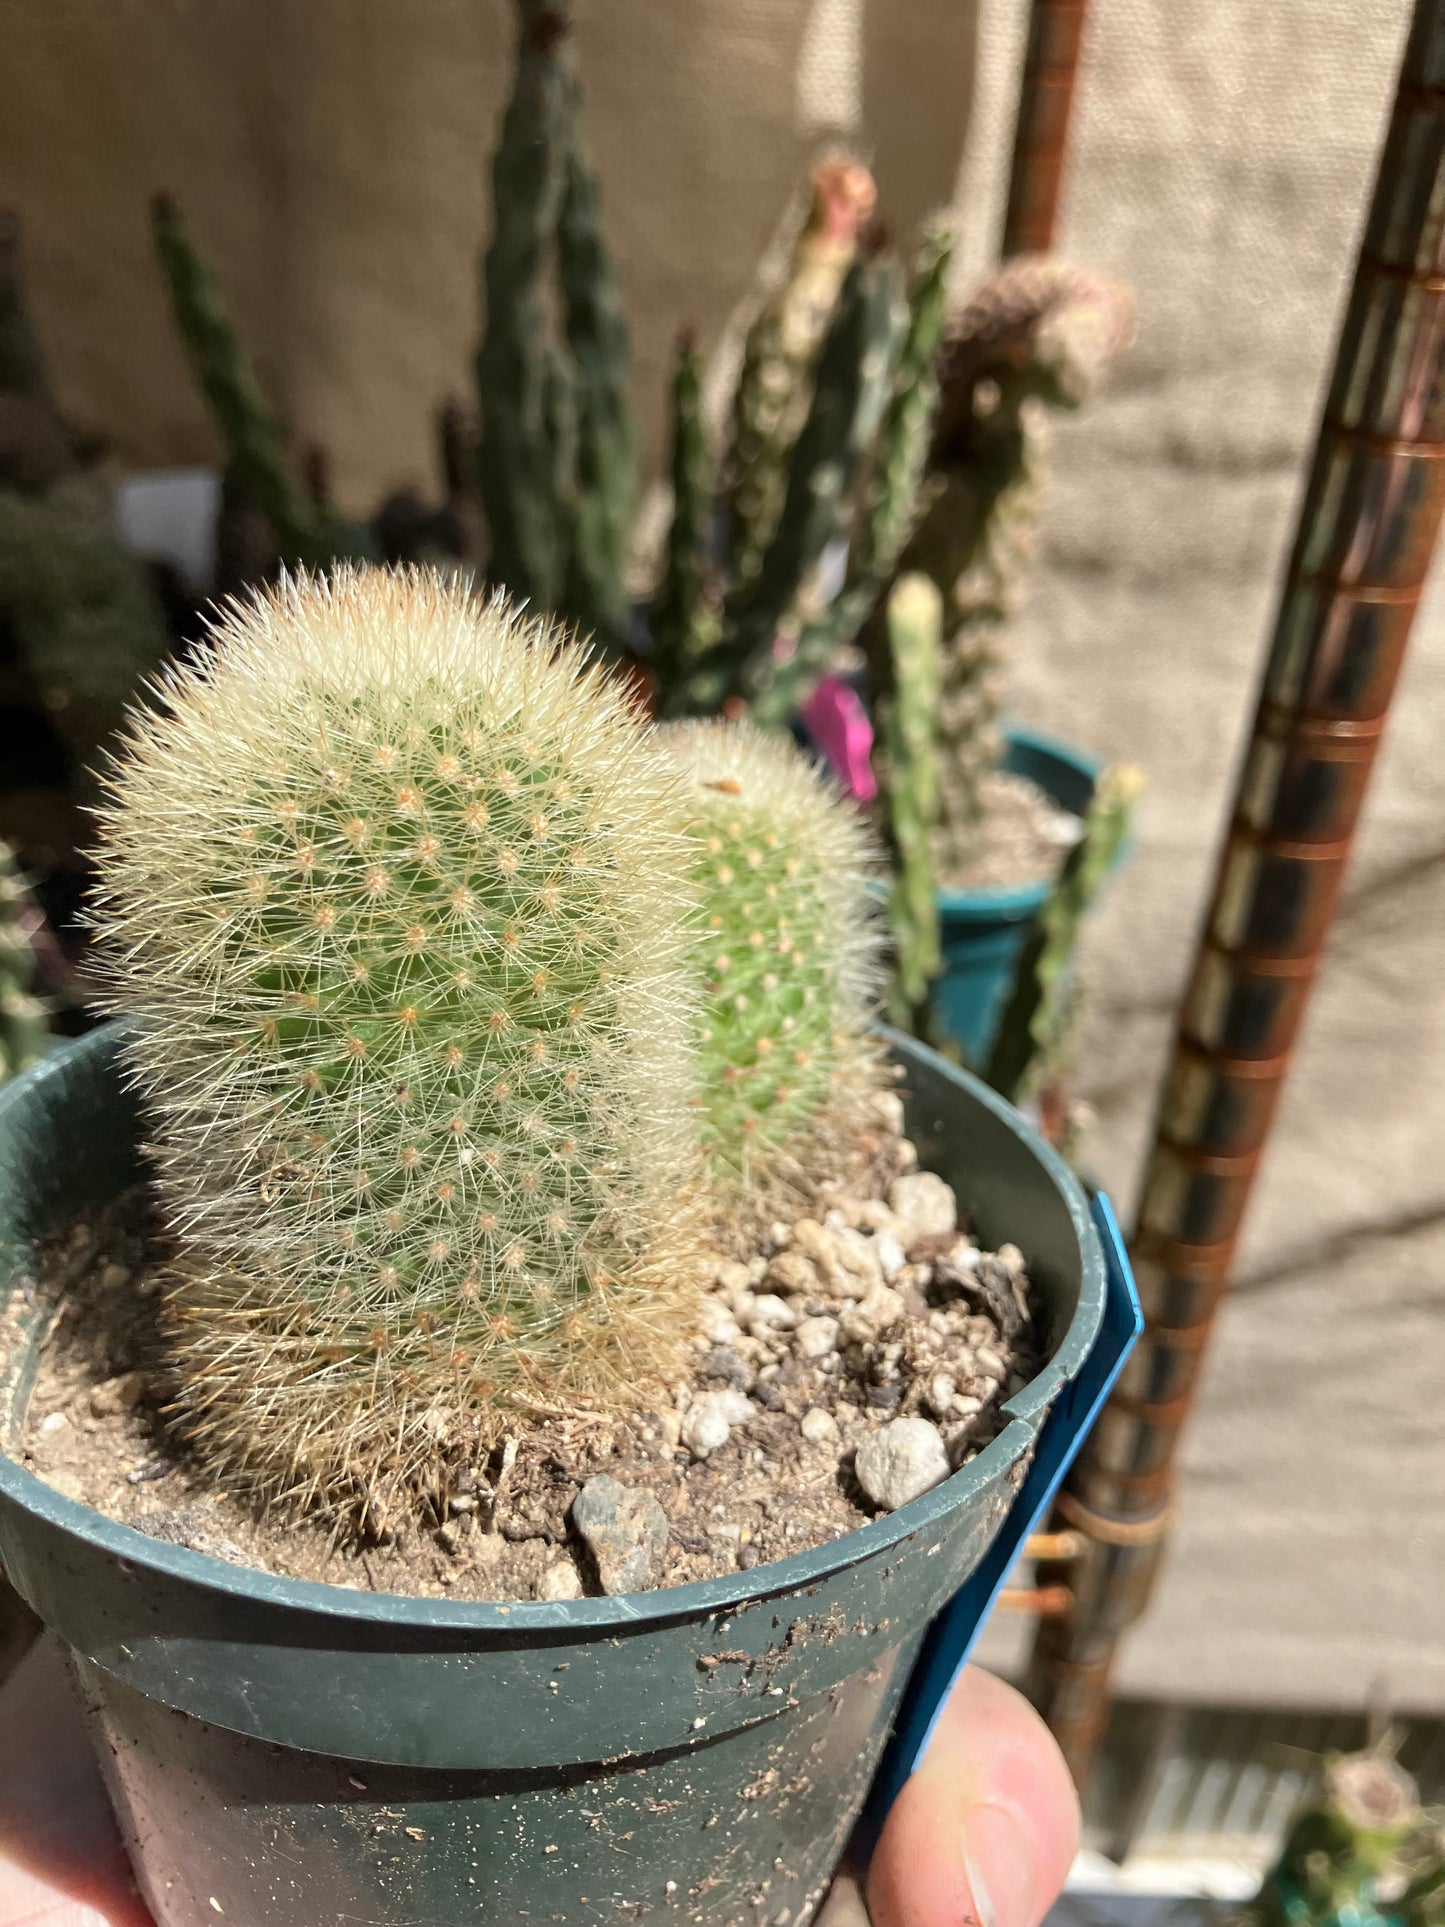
[0,1025,1107,1927]
[934,724,1103,1066]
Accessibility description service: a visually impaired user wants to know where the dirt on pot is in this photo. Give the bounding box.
[937,768,1082,893]
[12,1108,1041,1604]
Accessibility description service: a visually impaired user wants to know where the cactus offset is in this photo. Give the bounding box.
[661,721,888,1215]
[877,574,945,1024]
[906,257,1133,879]
[90,567,706,1518]
[985,763,1140,1103]
[151,196,373,572]
[0,842,49,1083]
[724,159,877,596]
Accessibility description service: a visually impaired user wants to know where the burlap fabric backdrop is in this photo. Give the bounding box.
[4,0,1442,1710]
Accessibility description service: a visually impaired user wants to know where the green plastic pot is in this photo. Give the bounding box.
[0,1024,1106,1927]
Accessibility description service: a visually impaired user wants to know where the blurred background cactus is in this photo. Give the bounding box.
[91,568,708,1519]
[0,208,173,931]
[907,257,1135,883]
[1242,1748,1444,1927]
[661,720,887,1219]
[0,841,50,1083]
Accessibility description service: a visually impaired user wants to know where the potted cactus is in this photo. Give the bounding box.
[0,565,1108,1925]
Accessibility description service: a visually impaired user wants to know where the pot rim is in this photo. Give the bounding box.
[0,1025,1105,1634]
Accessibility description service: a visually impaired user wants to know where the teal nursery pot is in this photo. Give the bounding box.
[0,1024,1106,1927]
[935,723,1106,1066]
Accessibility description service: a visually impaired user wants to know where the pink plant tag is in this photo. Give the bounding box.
[800,675,877,803]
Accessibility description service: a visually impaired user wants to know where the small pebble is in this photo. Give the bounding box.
[854,1418,951,1511]
[794,1315,839,1361]
[764,1249,822,1297]
[537,1560,583,1601]
[571,1477,669,1595]
[98,1262,131,1291]
[925,1373,958,1420]
[888,1173,957,1242]
[681,1387,754,1459]
[746,1293,797,1333]
[39,1411,69,1434]
[715,1260,752,1294]
[698,1298,744,1346]
[800,1407,840,1446]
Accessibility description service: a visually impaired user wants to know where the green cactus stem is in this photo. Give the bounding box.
[90,565,707,1520]
[0,209,87,497]
[724,159,877,597]
[784,225,953,701]
[906,257,1133,879]
[650,329,719,687]
[475,0,576,619]
[877,573,945,1026]
[0,842,50,1083]
[151,195,373,572]
[661,720,888,1216]
[984,763,1140,1103]
[556,69,638,652]
[669,253,907,723]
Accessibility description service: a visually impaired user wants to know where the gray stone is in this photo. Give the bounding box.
[854,1418,951,1511]
[571,1476,668,1595]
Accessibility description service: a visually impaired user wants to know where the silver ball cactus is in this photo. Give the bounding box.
[660,721,890,1216]
[91,566,706,1518]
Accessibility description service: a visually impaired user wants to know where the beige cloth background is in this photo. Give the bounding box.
[4,0,1442,1712]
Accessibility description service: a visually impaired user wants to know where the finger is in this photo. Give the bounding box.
[866,1666,1079,1927]
[0,1636,153,1927]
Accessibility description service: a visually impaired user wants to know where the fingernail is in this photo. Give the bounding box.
[961,1801,1041,1927]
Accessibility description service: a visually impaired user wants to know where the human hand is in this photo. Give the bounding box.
[0,1642,1076,1927]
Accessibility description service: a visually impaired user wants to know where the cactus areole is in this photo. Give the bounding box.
[90,567,706,1517]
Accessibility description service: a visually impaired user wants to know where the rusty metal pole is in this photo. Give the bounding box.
[1001,0,1092,256]
[1025,0,1445,1787]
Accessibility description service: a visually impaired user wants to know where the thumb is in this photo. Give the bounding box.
[865,1667,1080,1927]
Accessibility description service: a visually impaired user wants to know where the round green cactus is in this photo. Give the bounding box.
[91,566,705,1518]
[661,721,889,1215]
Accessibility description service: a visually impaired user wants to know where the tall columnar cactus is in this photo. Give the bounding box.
[650,329,719,686]
[985,762,1140,1102]
[877,574,945,1025]
[151,196,374,572]
[476,0,638,657]
[661,721,888,1214]
[668,251,909,722]
[724,159,878,597]
[556,67,638,650]
[0,842,49,1083]
[475,0,576,621]
[90,567,706,1518]
[902,257,1134,879]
